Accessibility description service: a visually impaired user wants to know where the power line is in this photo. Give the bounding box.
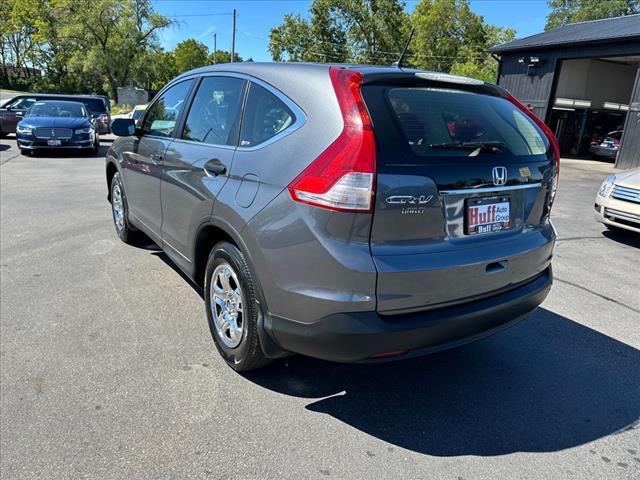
[240,30,489,63]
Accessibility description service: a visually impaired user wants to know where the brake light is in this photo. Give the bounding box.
[288,67,376,212]
[506,93,560,204]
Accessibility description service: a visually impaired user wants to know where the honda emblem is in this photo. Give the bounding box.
[492,166,508,186]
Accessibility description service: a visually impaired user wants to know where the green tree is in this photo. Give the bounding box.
[411,0,487,72]
[545,0,639,30]
[450,25,515,83]
[209,49,243,64]
[269,0,405,64]
[52,0,172,99]
[173,38,210,73]
[269,14,318,62]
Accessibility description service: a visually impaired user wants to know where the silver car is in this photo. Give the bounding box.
[106,63,559,371]
[590,130,622,160]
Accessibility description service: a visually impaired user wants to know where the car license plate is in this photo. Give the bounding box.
[466,196,511,235]
[47,139,61,146]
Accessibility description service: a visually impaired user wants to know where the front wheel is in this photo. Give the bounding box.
[110,171,139,244]
[89,135,99,155]
[204,242,271,371]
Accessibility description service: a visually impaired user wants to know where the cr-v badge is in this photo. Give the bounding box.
[386,194,434,214]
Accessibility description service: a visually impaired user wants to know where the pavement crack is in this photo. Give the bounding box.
[555,276,640,315]
[556,236,607,242]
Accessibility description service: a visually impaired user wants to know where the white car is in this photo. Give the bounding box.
[595,167,640,233]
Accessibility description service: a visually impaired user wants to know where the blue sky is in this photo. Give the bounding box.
[154,0,550,60]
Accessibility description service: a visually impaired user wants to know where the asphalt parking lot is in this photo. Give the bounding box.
[1,135,639,480]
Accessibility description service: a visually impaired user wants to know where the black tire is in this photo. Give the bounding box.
[204,241,271,371]
[89,135,99,155]
[110,171,139,244]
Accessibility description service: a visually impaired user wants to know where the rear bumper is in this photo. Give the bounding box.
[267,266,552,362]
[590,146,618,159]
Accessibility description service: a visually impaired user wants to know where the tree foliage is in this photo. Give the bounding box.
[173,39,210,73]
[0,0,244,101]
[269,0,514,82]
[545,0,639,30]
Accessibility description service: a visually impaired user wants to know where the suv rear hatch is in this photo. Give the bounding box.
[361,73,558,315]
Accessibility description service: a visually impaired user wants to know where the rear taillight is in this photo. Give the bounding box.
[288,67,376,212]
[506,93,560,205]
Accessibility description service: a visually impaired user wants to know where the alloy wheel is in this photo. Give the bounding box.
[210,262,244,348]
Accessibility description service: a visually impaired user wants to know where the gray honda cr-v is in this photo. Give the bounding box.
[107,63,559,371]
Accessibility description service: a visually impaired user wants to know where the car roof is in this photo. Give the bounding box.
[17,93,105,100]
[32,99,87,106]
[173,62,504,97]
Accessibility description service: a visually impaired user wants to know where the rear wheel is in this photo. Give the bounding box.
[110,171,139,244]
[204,241,270,371]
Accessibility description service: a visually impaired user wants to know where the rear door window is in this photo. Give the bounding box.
[181,76,246,146]
[386,88,548,160]
[239,83,294,147]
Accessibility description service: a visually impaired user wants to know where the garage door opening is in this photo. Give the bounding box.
[549,56,639,160]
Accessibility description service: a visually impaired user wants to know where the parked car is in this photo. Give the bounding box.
[16,100,100,155]
[106,63,559,371]
[1,93,111,135]
[590,130,622,160]
[594,167,640,234]
[128,104,147,126]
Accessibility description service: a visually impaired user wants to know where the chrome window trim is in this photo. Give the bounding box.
[440,183,541,195]
[146,71,307,150]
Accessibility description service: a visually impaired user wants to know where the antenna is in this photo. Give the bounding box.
[393,27,415,69]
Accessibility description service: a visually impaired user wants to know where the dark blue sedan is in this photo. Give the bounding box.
[16,100,100,155]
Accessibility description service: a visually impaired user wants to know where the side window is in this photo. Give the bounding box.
[181,76,246,146]
[239,83,295,147]
[142,80,193,138]
[7,97,36,110]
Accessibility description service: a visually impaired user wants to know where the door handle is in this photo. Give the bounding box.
[150,153,163,164]
[204,158,227,176]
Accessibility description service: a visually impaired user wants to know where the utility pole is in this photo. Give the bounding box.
[231,9,236,63]
[213,33,217,64]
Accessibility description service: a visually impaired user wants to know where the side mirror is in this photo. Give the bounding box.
[111,118,137,137]
[5,106,12,111]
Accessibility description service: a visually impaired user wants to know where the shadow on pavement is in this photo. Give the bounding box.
[602,227,640,248]
[244,308,640,456]
[151,250,204,299]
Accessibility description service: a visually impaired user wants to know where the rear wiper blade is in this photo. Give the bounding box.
[429,141,505,153]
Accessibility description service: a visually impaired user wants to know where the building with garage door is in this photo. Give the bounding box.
[491,14,640,169]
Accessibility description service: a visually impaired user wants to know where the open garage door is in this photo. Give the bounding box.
[549,57,639,161]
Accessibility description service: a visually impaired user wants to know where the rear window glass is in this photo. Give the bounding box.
[39,97,106,113]
[387,88,548,158]
[77,98,107,113]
